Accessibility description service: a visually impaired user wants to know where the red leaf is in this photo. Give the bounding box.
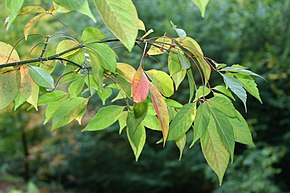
[132,67,149,103]
[150,84,170,143]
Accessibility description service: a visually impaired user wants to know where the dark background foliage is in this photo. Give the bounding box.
[0,0,289,192]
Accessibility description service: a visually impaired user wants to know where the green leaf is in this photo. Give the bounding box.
[56,40,80,58]
[87,49,104,89]
[168,52,182,76]
[19,66,39,110]
[172,69,186,90]
[127,124,146,161]
[5,0,24,30]
[87,44,117,72]
[175,29,187,40]
[171,21,187,40]
[114,75,132,97]
[59,66,82,83]
[83,105,124,131]
[168,106,178,122]
[191,103,210,146]
[67,49,85,65]
[118,111,128,134]
[38,90,67,105]
[165,99,183,109]
[51,97,88,130]
[75,106,87,125]
[97,87,112,105]
[193,97,236,158]
[0,71,19,109]
[207,94,237,118]
[213,61,227,70]
[178,52,191,70]
[85,75,100,92]
[68,78,85,97]
[81,27,106,43]
[54,0,96,22]
[126,102,148,133]
[213,85,235,101]
[29,66,54,89]
[221,74,247,111]
[176,134,186,161]
[147,103,156,115]
[14,93,26,110]
[44,96,68,124]
[220,66,263,79]
[209,108,235,161]
[168,103,196,140]
[23,13,46,40]
[40,50,57,73]
[53,1,70,13]
[27,182,40,193]
[192,0,209,17]
[94,0,139,51]
[133,101,148,119]
[194,86,211,101]
[234,74,262,103]
[146,70,174,97]
[186,69,195,103]
[111,87,127,102]
[142,115,162,131]
[201,116,230,185]
[228,110,255,147]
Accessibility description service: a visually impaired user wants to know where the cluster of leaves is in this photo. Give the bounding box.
[0,0,262,184]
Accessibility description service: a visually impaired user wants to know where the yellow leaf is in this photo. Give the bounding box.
[0,42,20,64]
[23,13,47,40]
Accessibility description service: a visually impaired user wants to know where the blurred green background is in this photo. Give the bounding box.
[0,0,289,192]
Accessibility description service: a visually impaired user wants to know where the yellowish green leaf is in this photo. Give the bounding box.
[94,0,139,51]
[116,63,136,83]
[192,0,209,17]
[56,40,80,58]
[176,134,186,160]
[0,70,19,109]
[168,103,196,140]
[201,116,230,185]
[146,70,174,97]
[54,0,96,22]
[127,124,146,161]
[81,27,106,43]
[19,66,39,110]
[0,42,20,63]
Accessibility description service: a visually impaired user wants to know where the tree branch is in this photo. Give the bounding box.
[0,38,122,69]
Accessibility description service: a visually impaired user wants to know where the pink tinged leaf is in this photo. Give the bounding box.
[132,67,149,103]
[150,84,170,143]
